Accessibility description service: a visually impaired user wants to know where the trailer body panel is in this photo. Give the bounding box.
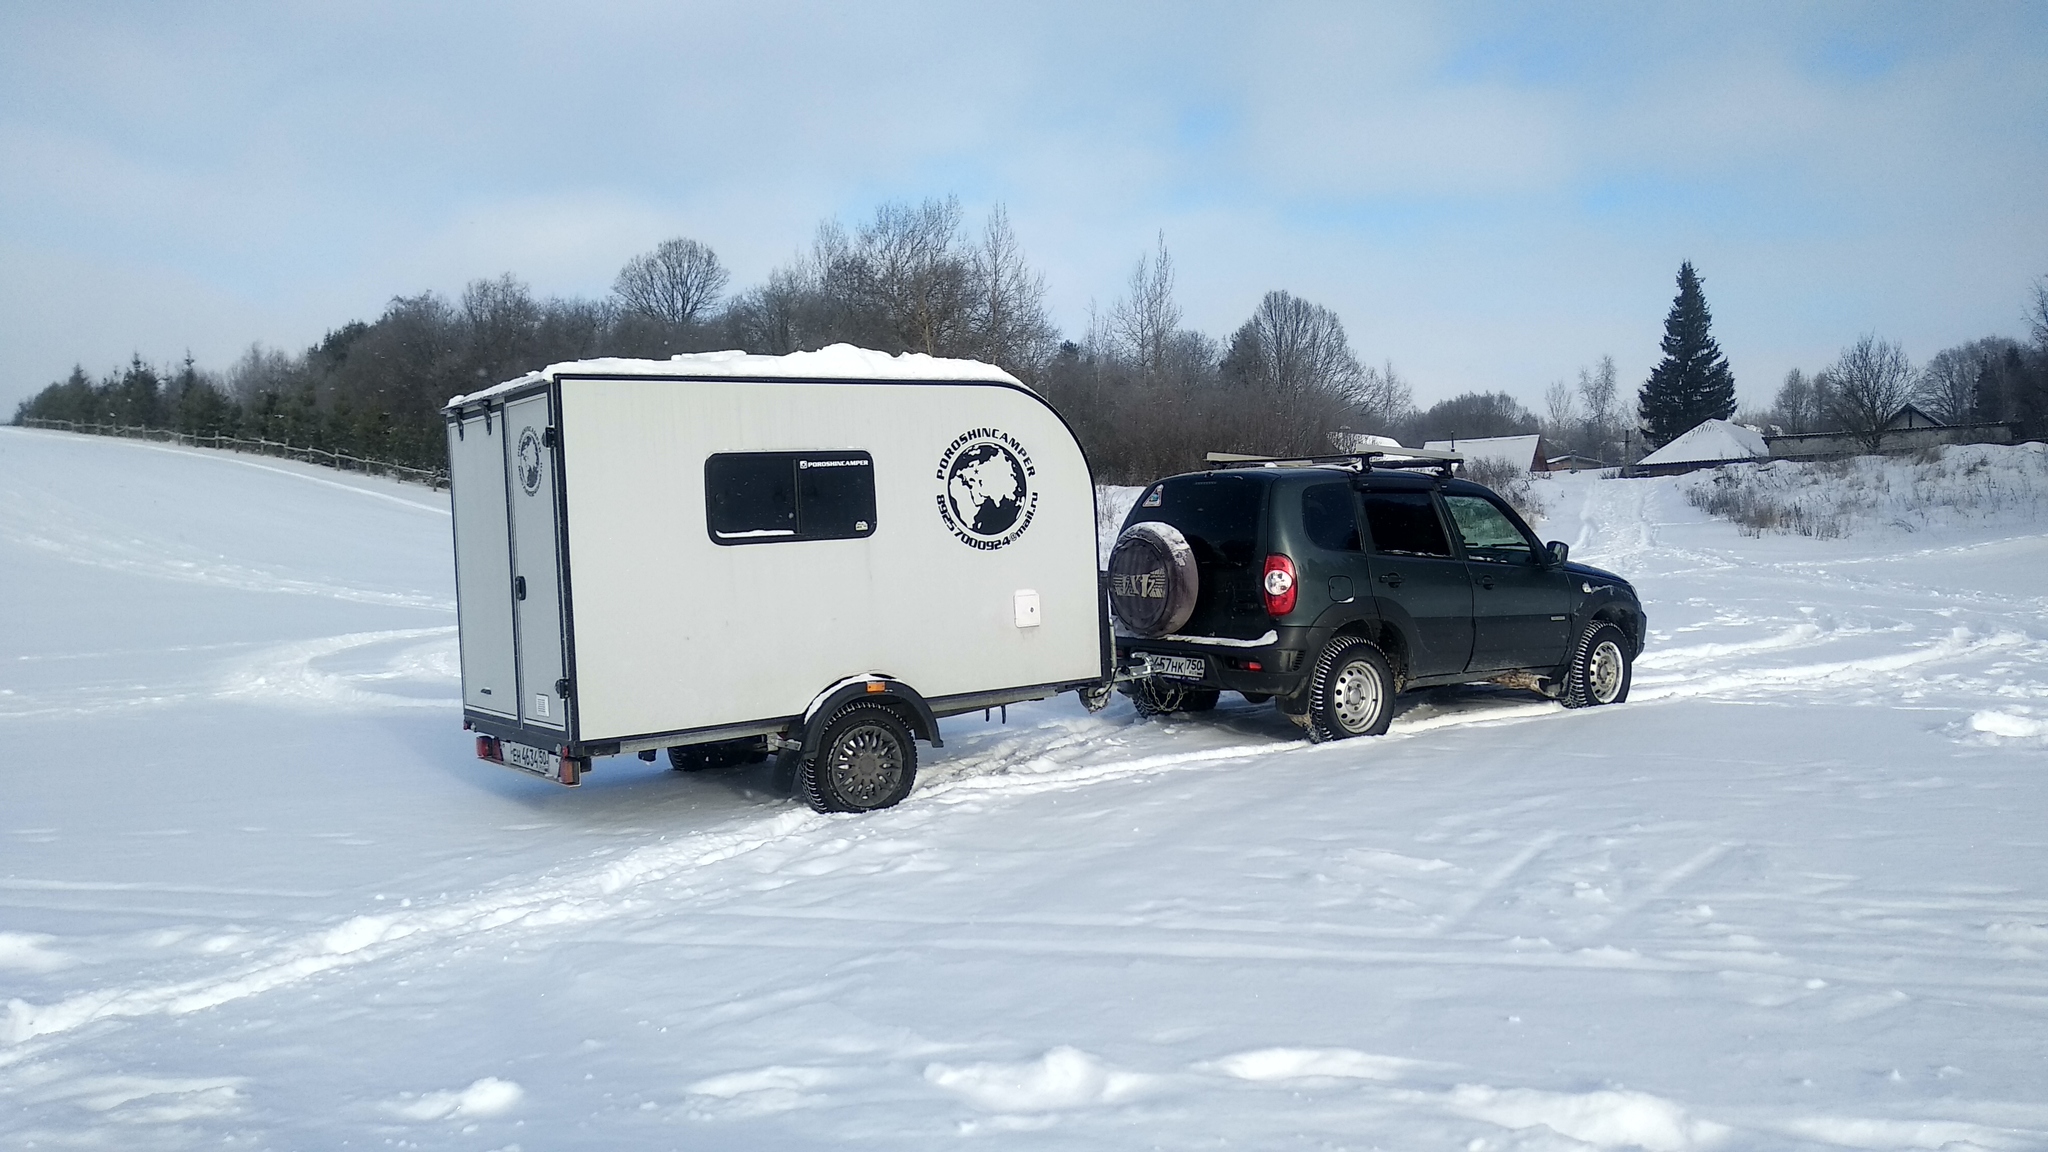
[447,406,517,718]
[443,350,1107,764]
[558,375,1100,742]
[502,391,569,731]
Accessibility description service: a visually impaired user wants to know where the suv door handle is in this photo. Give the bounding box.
[1478,574,1496,590]
[1377,572,1403,588]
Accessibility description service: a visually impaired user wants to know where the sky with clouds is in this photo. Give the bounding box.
[3,1,2044,417]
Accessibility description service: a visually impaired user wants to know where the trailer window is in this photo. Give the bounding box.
[706,451,876,544]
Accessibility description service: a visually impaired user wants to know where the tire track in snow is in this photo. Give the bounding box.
[0,697,1605,1053]
[0,808,827,1048]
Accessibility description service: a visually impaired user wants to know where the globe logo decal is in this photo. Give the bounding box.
[516,427,544,495]
[936,429,1039,550]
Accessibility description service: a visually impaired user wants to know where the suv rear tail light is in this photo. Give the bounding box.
[1262,553,1298,617]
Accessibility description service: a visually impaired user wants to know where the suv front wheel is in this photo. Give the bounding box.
[1561,621,1633,709]
[1306,638,1395,742]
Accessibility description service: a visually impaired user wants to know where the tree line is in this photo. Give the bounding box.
[14,196,2048,480]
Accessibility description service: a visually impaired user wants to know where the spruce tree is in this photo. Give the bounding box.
[1638,262,1736,446]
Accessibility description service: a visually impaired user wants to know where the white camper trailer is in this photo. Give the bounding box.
[442,346,1109,812]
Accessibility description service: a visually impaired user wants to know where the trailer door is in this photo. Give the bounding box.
[504,392,568,731]
[448,410,516,718]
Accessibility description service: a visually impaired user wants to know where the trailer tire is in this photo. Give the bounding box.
[799,702,918,813]
[1107,522,1200,638]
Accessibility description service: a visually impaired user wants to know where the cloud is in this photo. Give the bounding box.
[1,2,2043,413]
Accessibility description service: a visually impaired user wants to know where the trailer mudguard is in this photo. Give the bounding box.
[799,677,943,756]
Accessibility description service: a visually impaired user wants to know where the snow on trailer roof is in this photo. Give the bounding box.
[445,344,1024,409]
[1635,419,1768,467]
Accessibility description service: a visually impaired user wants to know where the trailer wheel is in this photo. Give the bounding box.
[799,702,918,813]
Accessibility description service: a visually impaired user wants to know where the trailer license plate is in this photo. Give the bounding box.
[503,740,556,775]
[1148,654,1207,681]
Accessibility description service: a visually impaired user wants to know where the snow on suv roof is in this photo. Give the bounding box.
[446,343,1023,408]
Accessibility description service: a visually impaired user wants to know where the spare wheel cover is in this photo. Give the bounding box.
[1108,521,1200,638]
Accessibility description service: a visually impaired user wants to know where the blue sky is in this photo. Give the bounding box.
[3,2,2044,417]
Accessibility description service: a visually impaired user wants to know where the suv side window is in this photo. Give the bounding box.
[1361,491,1452,557]
[1301,483,1360,551]
[1442,494,1533,563]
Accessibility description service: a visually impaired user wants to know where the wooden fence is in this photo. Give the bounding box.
[16,418,449,489]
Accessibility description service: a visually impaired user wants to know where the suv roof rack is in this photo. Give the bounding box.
[1204,448,1463,477]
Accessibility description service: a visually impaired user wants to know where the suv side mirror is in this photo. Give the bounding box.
[1546,540,1569,566]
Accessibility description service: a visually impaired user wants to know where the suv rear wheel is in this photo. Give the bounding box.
[1306,638,1395,742]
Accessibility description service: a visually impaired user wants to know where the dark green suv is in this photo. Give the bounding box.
[1107,454,1646,742]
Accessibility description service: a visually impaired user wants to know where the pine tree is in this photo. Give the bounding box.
[1638,262,1736,446]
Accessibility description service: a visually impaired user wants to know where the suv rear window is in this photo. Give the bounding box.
[1362,491,1452,557]
[1150,475,1263,567]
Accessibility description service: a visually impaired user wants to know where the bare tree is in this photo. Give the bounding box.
[1110,233,1180,379]
[1825,334,1920,452]
[1545,379,1579,429]
[966,205,1056,373]
[849,197,972,356]
[225,343,301,407]
[2030,275,2048,348]
[613,237,729,326]
[1917,347,1983,425]
[1578,356,1618,426]
[1228,290,1366,398]
[1358,360,1414,429]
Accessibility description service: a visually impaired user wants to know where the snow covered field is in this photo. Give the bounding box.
[4,425,2047,1151]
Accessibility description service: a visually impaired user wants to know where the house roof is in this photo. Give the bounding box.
[1636,419,1768,466]
[1422,434,1544,470]
[1882,403,1944,430]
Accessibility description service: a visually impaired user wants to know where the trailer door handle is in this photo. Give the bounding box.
[514,575,527,600]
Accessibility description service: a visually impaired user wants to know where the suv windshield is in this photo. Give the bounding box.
[1152,475,1263,567]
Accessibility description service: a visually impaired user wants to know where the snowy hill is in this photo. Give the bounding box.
[4,426,2048,1149]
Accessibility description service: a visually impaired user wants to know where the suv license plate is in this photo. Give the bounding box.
[503,740,556,776]
[1147,654,1207,681]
